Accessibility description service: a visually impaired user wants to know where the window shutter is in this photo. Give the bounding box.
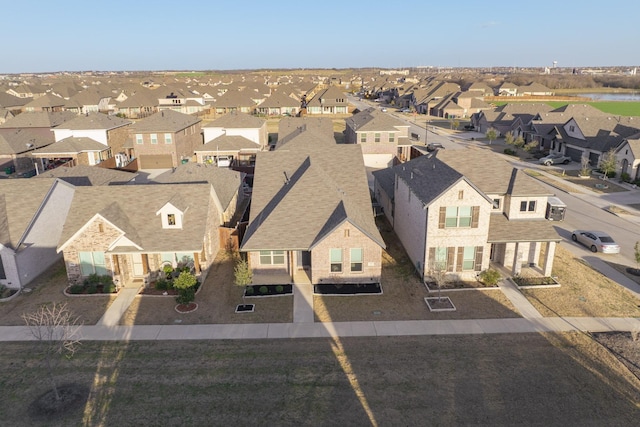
[112,255,120,275]
[456,247,464,272]
[428,247,435,266]
[142,254,149,274]
[471,206,479,228]
[474,246,484,271]
[439,207,446,229]
[447,247,455,272]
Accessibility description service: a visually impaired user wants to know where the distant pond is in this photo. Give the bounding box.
[577,92,640,101]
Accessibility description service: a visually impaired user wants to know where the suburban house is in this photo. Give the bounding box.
[240,117,385,285]
[373,148,560,280]
[0,178,76,290]
[152,162,247,227]
[35,164,137,186]
[344,107,411,167]
[113,89,158,119]
[31,137,113,169]
[615,133,640,182]
[156,87,206,115]
[209,90,257,114]
[51,112,132,155]
[202,111,267,147]
[57,183,222,287]
[127,110,202,169]
[254,90,301,116]
[22,94,66,113]
[495,82,519,96]
[306,86,348,115]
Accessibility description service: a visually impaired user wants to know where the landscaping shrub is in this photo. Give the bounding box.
[68,284,85,294]
[102,284,116,293]
[175,288,195,305]
[259,286,268,294]
[275,285,284,293]
[245,286,255,295]
[478,269,501,286]
[503,148,517,156]
[86,284,98,294]
[621,172,631,182]
[155,278,171,291]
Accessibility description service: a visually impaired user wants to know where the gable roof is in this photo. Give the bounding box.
[346,107,409,132]
[31,136,108,154]
[153,162,243,212]
[34,164,136,186]
[241,122,384,251]
[256,90,300,108]
[0,128,54,155]
[58,183,214,253]
[0,178,59,249]
[128,109,201,132]
[0,111,77,129]
[53,112,131,131]
[202,111,265,129]
[197,134,259,152]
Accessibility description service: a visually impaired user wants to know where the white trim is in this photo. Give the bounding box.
[57,213,125,253]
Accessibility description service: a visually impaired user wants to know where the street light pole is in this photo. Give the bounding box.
[425,117,429,145]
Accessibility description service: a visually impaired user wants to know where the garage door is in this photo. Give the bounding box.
[363,154,394,169]
[565,147,582,162]
[138,154,173,169]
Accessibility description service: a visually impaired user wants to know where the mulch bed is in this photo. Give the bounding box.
[425,296,456,312]
[244,284,293,297]
[511,276,559,286]
[314,283,382,295]
[175,303,198,313]
[425,280,497,291]
[235,304,255,313]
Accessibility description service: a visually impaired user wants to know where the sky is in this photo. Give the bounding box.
[2,0,639,74]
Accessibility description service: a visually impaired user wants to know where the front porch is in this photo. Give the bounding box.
[490,240,558,277]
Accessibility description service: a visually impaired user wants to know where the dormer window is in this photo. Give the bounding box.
[167,214,176,226]
[157,201,185,229]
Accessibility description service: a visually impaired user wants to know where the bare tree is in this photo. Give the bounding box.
[428,261,449,302]
[599,149,617,180]
[22,303,82,401]
[485,128,498,145]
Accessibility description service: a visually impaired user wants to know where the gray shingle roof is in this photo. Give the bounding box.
[31,136,107,154]
[0,178,58,249]
[202,111,265,129]
[0,128,54,155]
[488,214,561,243]
[59,183,215,252]
[153,162,243,212]
[241,122,384,251]
[197,135,259,152]
[54,112,131,131]
[34,164,136,186]
[128,110,201,132]
[346,107,409,132]
[0,111,77,129]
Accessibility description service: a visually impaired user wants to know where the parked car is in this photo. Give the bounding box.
[401,108,411,113]
[463,124,475,130]
[571,230,620,253]
[539,153,571,166]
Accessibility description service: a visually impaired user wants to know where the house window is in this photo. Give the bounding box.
[78,251,107,276]
[135,134,143,144]
[330,248,343,272]
[445,206,472,228]
[344,229,350,237]
[165,133,173,144]
[259,250,285,265]
[374,133,380,143]
[98,223,104,233]
[493,199,501,210]
[432,247,448,271]
[458,190,464,200]
[350,248,363,272]
[569,125,575,132]
[462,246,476,270]
[151,133,158,144]
[520,201,536,212]
[389,133,395,143]
[167,214,176,225]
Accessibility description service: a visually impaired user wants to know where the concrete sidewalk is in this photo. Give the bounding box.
[2,316,639,342]
[95,288,140,327]
[498,279,543,319]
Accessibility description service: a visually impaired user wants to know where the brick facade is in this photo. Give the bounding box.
[131,123,202,167]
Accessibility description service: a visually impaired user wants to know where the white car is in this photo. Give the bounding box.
[539,153,571,166]
[571,230,620,254]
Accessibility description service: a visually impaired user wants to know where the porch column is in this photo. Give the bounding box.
[542,241,557,277]
[511,242,523,276]
[528,242,541,266]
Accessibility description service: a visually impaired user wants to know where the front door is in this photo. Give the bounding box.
[131,253,145,277]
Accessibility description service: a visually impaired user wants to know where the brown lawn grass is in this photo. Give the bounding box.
[521,245,640,317]
[2,333,639,426]
[0,260,117,326]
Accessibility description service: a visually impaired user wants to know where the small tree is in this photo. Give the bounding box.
[234,258,253,304]
[504,131,515,146]
[22,303,82,401]
[523,140,538,152]
[513,135,525,148]
[599,149,617,180]
[486,127,497,145]
[428,261,449,302]
[449,118,460,130]
[580,157,591,177]
[173,271,198,305]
